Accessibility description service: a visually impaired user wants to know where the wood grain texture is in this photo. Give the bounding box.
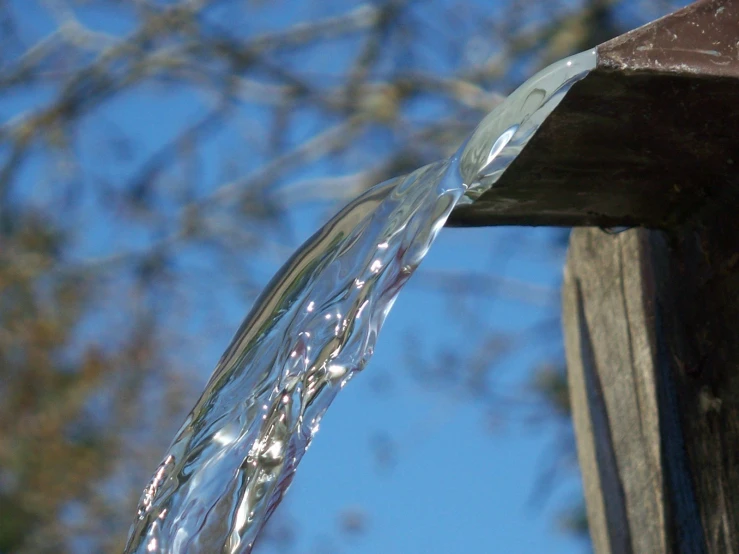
[563,227,739,553]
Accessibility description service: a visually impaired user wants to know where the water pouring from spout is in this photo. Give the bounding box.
[124,48,595,554]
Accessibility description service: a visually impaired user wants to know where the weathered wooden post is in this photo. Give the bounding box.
[449,0,739,551]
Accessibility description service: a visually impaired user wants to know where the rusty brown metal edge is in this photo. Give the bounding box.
[447,0,739,228]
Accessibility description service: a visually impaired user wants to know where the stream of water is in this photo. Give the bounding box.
[124,49,595,554]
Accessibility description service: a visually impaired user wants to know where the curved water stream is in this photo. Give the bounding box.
[124,49,595,554]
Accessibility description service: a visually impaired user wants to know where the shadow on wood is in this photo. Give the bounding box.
[563,226,739,553]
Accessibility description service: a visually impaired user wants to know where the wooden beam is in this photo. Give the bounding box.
[562,225,739,553]
[448,0,739,229]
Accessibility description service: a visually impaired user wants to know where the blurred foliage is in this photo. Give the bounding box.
[0,0,684,552]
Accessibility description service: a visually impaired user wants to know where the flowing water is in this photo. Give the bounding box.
[124,49,595,554]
